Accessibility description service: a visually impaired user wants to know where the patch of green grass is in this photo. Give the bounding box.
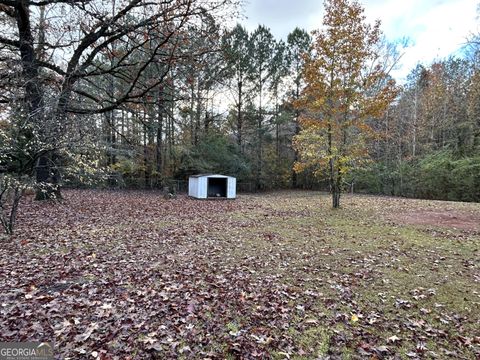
[272,326,330,360]
[206,191,479,357]
[226,321,240,334]
[295,326,330,359]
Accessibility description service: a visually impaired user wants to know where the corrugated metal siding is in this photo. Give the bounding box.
[227,177,236,199]
[188,177,198,197]
[199,177,208,198]
[188,175,236,199]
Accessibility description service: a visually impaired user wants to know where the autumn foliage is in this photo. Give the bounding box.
[293,0,398,208]
[1,190,479,358]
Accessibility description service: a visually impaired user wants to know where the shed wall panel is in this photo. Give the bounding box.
[188,177,198,197]
[227,178,236,199]
[199,177,208,198]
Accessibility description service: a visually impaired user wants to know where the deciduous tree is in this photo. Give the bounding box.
[294,0,397,208]
[286,28,311,187]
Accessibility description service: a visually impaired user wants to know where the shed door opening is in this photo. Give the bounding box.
[207,178,227,198]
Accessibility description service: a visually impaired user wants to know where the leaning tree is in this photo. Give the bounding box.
[0,0,239,233]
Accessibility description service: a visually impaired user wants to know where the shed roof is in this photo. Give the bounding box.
[190,174,234,178]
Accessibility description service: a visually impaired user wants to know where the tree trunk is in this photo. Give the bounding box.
[190,78,196,145]
[143,111,151,188]
[156,87,164,180]
[413,86,417,157]
[237,80,243,151]
[0,185,23,235]
[332,167,342,208]
[292,80,300,188]
[332,187,340,208]
[327,115,337,208]
[204,111,211,133]
[15,0,60,200]
[35,154,62,200]
[195,80,201,145]
[256,75,263,190]
[275,97,280,157]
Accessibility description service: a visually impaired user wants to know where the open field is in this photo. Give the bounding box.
[0,190,479,359]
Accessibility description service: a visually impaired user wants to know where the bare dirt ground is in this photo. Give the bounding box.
[394,210,480,232]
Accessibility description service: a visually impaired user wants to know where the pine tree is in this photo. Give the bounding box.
[223,24,253,152]
[287,28,311,187]
[249,25,276,189]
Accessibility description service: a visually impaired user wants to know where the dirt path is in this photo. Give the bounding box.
[394,209,480,231]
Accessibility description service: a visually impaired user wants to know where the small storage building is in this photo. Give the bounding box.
[188,174,236,199]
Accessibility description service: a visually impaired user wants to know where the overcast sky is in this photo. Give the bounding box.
[240,0,479,82]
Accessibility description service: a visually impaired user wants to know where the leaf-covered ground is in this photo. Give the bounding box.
[1,190,479,359]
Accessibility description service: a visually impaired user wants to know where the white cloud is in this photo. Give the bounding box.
[242,0,479,82]
[241,0,319,37]
[364,0,478,81]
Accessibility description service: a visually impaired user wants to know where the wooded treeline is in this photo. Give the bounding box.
[85,20,480,203]
[90,24,314,191]
[356,55,480,202]
[1,0,480,233]
[0,0,315,194]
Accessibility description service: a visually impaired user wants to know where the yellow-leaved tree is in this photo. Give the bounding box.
[294,0,398,208]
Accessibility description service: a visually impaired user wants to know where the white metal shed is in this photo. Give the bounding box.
[188,174,236,199]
